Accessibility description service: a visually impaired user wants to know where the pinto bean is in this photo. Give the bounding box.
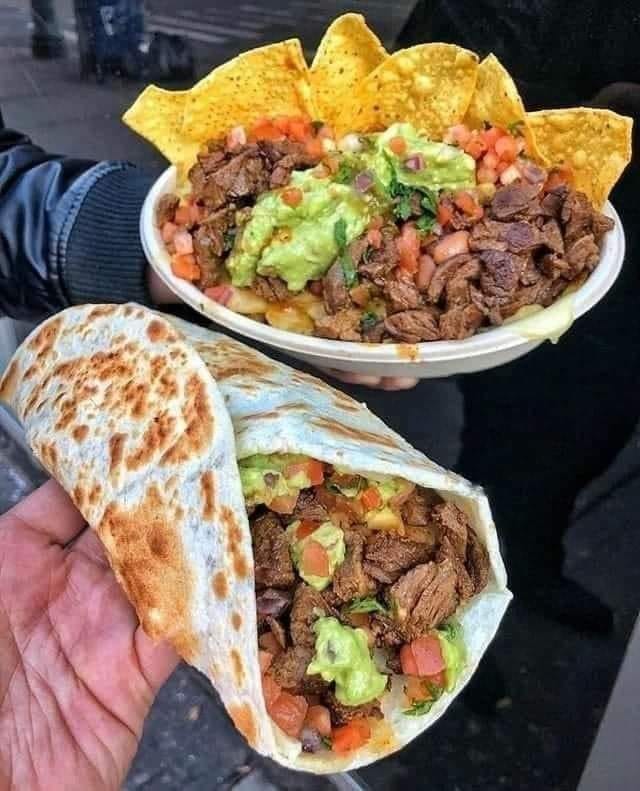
[433,230,470,264]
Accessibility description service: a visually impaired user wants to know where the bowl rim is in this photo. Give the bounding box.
[142,165,625,364]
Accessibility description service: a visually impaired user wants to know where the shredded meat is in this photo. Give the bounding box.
[384,308,441,343]
[427,254,477,303]
[358,226,399,286]
[401,487,442,525]
[324,689,383,726]
[193,206,233,289]
[331,530,378,604]
[156,193,179,225]
[466,528,491,594]
[315,308,363,341]
[489,181,543,221]
[370,613,406,647]
[290,584,332,648]
[292,489,329,523]
[439,304,484,340]
[323,261,351,314]
[251,512,295,589]
[431,502,469,557]
[388,559,459,639]
[384,272,422,313]
[363,532,433,584]
[268,645,312,689]
[253,276,290,302]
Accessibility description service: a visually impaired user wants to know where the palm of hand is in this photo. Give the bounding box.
[0,481,177,791]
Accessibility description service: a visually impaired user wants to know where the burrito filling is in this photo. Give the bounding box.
[158,117,614,343]
[244,454,490,754]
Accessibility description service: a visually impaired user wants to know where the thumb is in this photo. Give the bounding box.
[134,626,180,695]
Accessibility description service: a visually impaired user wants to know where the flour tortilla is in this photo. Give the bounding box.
[0,304,511,773]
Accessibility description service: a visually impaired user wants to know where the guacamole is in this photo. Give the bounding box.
[226,123,475,293]
[437,619,466,692]
[227,170,371,290]
[238,453,313,508]
[288,521,345,591]
[307,617,387,706]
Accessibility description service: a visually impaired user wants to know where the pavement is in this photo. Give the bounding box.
[1,2,640,789]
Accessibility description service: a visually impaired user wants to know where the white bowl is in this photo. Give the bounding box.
[142,166,625,378]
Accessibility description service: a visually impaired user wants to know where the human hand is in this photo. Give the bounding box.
[0,480,178,791]
[322,368,419,391]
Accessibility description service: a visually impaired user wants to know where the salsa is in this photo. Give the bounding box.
[244,454,489,753]
[157,116,614,343]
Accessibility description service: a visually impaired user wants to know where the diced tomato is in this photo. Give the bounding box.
[476,165,498,184]
[296,519,319,540]
[171,254,200,281]
[481,150,500,170]
[281,187,303,207]
[268,691,308,738]
[269,494,298,514]
[332,719,371,754]
[496,160,511,175]
[410,635,446,677]
[400,643,420,676]
[259,650,274,673]
[360,486,382,511]
[262,673,282,708]
[481,125,506,149]
[305,705,332,737]
[301,540,330,578]
[173,229,194,255]
[306,137,325,159]
[259,631,283,656]
[404,675,429,703]
[446,123,471,147]
[464,133,487,160]
[174,204,191,226]
[251,117,283,141]
[454,191,483,220]
[161,221,178,243]
[317,124,335,140]
[495,135,518,163]
[396,224,420,273]
[285,459,324,486]
[367,228,383,249]
[289,118,310,142]
[204,285,233,306]
[273,116,291,135]
[436,202,453,227]
[388,136,407,155]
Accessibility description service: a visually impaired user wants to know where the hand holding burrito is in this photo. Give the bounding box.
[0,304,511,772]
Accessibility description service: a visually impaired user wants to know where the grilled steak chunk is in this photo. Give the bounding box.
[290,584,332,648]
[331,530,378,604]
[251,512,295,589]
[364,532,433,584]
[324,689,383,726]
[388,559,459,639]
[384,308,441,343]
[323,261,351,314]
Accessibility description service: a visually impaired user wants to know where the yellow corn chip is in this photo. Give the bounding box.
[181,40,315,145]
[527,108,633,206]
[465,54,546,164]
[334,43,478,138]
[122,85,199,179]
[310,13,387,129]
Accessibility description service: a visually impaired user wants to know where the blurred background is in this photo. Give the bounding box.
[1,1,639,789]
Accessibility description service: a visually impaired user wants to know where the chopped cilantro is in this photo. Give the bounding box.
[416,214,435,233]
[321,736,333,749]
[360,310,379,331]
[384,151,438,224]
[334,159,357,185]
[420,189,437,214]
[333,218,348,250]
[403,683,444,716]
[222,229,236,252]
[345,596,388,615]
[507,120,524,136]
[439,618,462,641]
[340,255,358,288]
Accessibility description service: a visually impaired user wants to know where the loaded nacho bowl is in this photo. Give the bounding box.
[127,14,631,356]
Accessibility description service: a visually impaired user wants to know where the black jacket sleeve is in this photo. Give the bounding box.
[0,119,154,321]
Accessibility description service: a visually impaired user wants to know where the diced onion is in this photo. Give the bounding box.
[338,133,363,153]
[354,170,374,193]
[404,153,425,172]
[499,163,522,185]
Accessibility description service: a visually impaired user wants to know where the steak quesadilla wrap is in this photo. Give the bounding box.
[0,304,510,772]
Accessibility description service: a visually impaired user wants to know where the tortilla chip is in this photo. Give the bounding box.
[181,40,315,145]
[527,108,633,206]
[335,43,478,138]
[464,54,546,164]
[310,13,387,129]
[122,85,200,179]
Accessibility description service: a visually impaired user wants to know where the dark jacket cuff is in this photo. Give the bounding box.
[54,163,155,306]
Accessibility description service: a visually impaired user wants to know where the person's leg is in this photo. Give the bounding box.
[31,0,65,59]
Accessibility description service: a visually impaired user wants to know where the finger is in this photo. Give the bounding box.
[135,627,180,694]
[321,368,384,387]
[68,527,110,568]
[378,377,420,391]
[9,479,86,545]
